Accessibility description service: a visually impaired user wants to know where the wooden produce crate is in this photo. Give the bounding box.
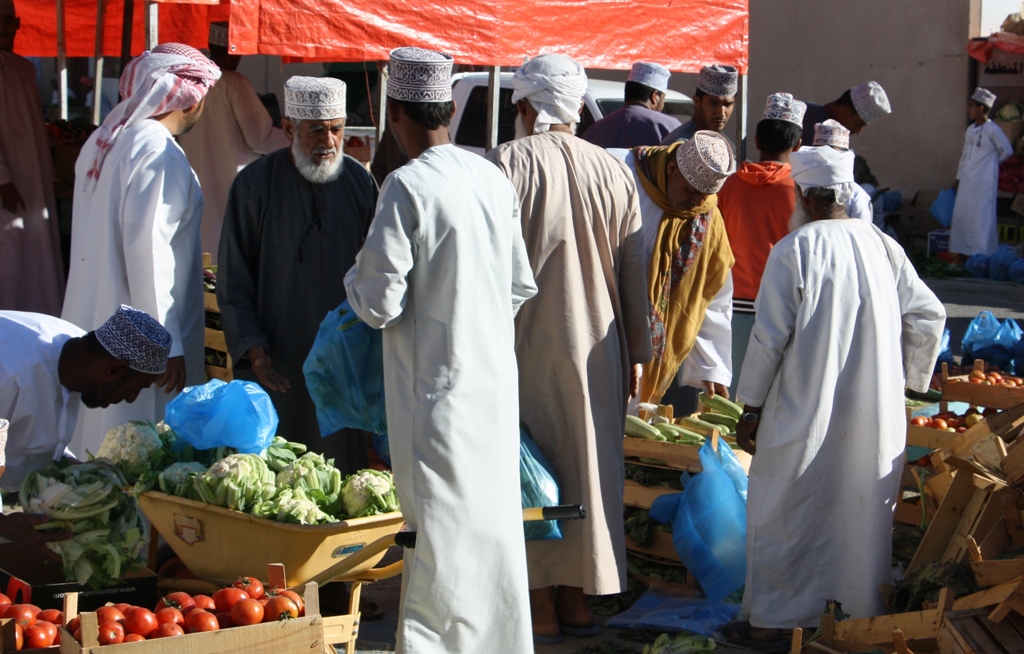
[941,361,1024,410]
[938,608,1024,653]
[624,479,678,510]
[625,531,680,562]
[202,252,233,382]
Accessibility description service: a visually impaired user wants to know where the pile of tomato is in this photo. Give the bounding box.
[909,407,1001,434]
[947,368,1024,388]
[0,576,305,649]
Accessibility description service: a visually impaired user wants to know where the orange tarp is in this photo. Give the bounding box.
[14,0,748,73]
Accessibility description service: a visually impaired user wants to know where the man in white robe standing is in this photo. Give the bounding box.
[178,22,288,263]
[0,0,65,316]
[487,53,652,643]
[62,44,220,456]
[345,47,537,654]
[950,87,1013,257]
[725,145,945,649]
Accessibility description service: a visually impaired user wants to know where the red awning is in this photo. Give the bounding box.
[969,32,1024,64]
[14,0,748,73]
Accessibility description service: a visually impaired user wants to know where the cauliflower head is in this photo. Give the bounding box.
[96,421,162,475]
[194,453,276,511]
[339,469,399,518]
[158,461,207,498]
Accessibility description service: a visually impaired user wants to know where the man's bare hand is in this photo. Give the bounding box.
[628,364,642,400]
[702,381,730,399]
[156,356,186,394]
[0,514,72,563]
[248,346,291,393]
[0,183,25,213]
[736,418,758,455]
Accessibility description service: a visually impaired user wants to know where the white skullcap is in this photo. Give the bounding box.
[698,65,738,97]
[676,130,736,194]
[285,76,346,120]
[850,81,890,124]
[511,54,588,134]
[813,119,850,149]
[0,0,14,16]
[95,305,172,374]
[387,47,454,103]
[790,145,856,205]
[208,22,228,48]
[628,62,671,93]
[972,87,997,108]
[762,92,806,126]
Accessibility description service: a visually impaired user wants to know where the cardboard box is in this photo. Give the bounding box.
[928,229,951,256]
[0,543,157,612]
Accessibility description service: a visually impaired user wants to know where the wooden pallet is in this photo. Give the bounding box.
[938,607,1024,653]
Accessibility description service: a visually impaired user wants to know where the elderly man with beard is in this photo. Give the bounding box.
[218,76,377,469]
[725,145,945,649]
[486,53,652,644]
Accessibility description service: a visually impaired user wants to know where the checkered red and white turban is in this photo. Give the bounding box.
[83,43,220,192]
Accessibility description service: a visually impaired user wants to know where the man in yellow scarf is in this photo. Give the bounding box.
[612,131,736,404]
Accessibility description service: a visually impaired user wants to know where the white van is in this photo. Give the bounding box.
[449,72,694,156]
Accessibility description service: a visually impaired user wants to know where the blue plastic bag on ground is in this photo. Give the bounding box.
[1010,259,1024,284]
[521,428,562,541]
[302,299,387,436]
[935,328,955,372]
[165,379,278,454]
[605,591,740,638]
[965,254,990,279]
[989,244,1020,282]
[962,311,1021,372]
[930,188,956,228]
[649,440,747,601]
[994,319,1023,374]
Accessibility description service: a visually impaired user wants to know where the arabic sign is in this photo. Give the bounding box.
[980,48,1024,87]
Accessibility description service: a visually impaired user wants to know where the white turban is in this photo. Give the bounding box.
[511,54,587,134]
[789,145,856,205]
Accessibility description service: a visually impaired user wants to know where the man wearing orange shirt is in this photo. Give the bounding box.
[717,93,805,396]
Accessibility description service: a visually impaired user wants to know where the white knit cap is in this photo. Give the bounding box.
[790,145,856,204]
[762,92,806,126]
[387,47,454,103]
[972,87,997,108]
[284,76,346,120]
[850,81,890,124]
[676,130,736,194]
[511,54,588,133]
[208,22,228,48]
[813,119,850,149]
[697,65,738,97]
[628,62,671,93]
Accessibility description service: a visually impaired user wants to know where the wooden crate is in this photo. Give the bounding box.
[623,479,678,510]
[938,608,1024,653]
[941,361,1024,410]
[625,531,680,563]
[202,253,233,382]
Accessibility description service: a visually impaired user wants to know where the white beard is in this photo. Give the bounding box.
[293,139,344,184]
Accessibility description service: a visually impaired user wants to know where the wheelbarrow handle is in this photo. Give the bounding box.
[395,504,585,549]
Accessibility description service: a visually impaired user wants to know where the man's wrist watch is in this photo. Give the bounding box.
[741,411,761,423]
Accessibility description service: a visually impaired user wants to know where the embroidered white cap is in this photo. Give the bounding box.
[628,62,671,93]
[676,130,736,194]
[284,76,347,120]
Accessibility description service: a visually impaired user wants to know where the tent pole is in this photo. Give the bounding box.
[377,63,388,144]
[736,72,748,162]
[120,0,133,70]
[144,1,158,50]
[57,0,67,121]
[93,0,105,126]
[485,65,500,152]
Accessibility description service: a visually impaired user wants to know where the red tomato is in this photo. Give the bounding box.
[269,589,305,616]
[124,633,146,642]
[230,599,264,626]
[152,623,185,638]
[97,621,125,645]
[0,593,11,608]
[910,416,929,426]
[73,627,81,643]
[95,606,125,625]
[34,620,57,642]
[233,576,265,600]
[263,596,299,622]
[258,597,270,607]
[193,594,216,611]
[212,587,249,613]
[215,612,234,629]
[14,624,22,650]
[917,455,932,467]
[113,603,134,614]
[930,418,948,430]
[4,604,39,627]
[67,616,81,634]
[185,609,220,633]
[123,607,158,638]
[25,622,55,648]
[156,592,195,614]
[957,427,968,433]
[37,609,63,626]
[52,628,61,646]
[947,418,961,429]
[156,607,185,627]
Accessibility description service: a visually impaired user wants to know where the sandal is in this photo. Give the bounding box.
[532,633,564,645]
[721,621,791,653]
[559,622,600,637]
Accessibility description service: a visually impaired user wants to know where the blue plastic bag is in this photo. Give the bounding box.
[965,254,990,279]
[649,441,747,601]
[302,300,387,436]
[605,592,740,638]
[1010,259,1024,284]
[520,428,562,541]
[994,319,1023,374]
[165,379,278,454]
[962,311,1021,372]
[935,328,955,373]
[929,188,956,228]
[989,244,1020,282]
[371,433,391,466]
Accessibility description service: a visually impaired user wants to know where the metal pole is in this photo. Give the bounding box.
[93,0,105,126]
[57,0,67,121]
[144,1,158,50]
[120,0,134,71]
[736,72,748,162]
[485,65,500,151]
[377,64,388,144]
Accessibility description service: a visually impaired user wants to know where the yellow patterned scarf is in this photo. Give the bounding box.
[632,144,735,404]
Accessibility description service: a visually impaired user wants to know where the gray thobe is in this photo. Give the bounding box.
[217,148,377,470]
